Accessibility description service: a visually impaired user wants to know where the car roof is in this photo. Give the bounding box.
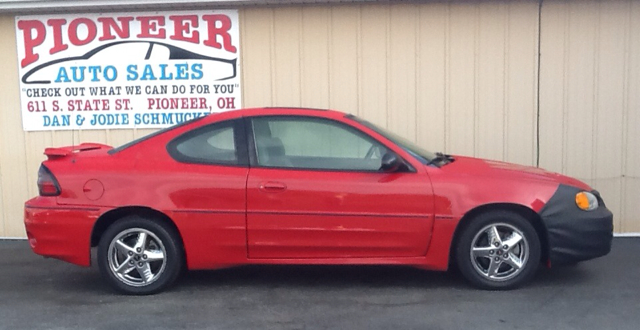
[209,107,350,121]
[109,107,356,155]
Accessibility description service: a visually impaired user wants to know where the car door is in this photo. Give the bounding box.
[157,119,250,268]
[245,115,434,259]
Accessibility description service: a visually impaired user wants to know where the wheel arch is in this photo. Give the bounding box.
[91,206,185,252]
[449,203,549,267]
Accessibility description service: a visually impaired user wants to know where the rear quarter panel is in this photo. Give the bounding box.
[46,112,250,269]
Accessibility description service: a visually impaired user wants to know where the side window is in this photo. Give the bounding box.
[252,117,387,171]
[167,122,238,165]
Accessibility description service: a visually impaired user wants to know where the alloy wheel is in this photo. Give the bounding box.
[469,223,530,282]
[107,228,167,287]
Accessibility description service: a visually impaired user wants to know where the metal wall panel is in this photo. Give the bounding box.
[416,3,447,153]
[328,7,360,114]
[358,6,387,124]
[0,15,27,237]
[539,0,639,232]
[625,1,640,233]
[1,0,639,237]
[242,1,539,163]
[505,1,540,166]
[0,14,172,237]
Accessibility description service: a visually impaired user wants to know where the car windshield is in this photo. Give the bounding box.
[346,115,437,164]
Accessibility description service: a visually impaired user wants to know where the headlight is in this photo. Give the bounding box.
[575,191,599,211]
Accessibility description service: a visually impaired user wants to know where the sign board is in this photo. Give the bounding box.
[15,10,241,131]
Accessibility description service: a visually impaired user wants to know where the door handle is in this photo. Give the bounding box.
[259,181,287,192]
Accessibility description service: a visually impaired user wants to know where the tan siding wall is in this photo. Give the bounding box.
[539,0,640,232]
[0,14,162,237]
[241,1,540,162]
[0,14,27,237]
[0,0,639,237]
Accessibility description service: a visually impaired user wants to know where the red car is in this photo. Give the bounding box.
[24,108,613,294]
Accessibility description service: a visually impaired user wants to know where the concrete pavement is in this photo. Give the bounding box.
[0,238,638,330]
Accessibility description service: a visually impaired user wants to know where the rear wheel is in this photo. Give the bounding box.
[456,211,541,290]
[98,216,183,295]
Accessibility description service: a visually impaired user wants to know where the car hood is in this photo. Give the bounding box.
[442,155,592,191]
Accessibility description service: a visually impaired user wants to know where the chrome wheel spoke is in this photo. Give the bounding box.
[133,232,148,251]
[144,249,165,262]
[503,254,524,270]
[115,257,135,275]
[486,259,501,277]
[486,226,502,245]
[115,240,134,255]
[137,263,154,283]
[472,246,494,258]
[502,233,523,250]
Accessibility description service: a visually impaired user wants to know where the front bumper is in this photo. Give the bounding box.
[24,197,100,267]
[539,184,613,266]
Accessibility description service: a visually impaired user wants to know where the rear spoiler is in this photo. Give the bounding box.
[44,143,112,160]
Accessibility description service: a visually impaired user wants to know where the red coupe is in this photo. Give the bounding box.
[24,108,613,294]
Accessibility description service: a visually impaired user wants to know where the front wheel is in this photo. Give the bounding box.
[98,216,183,295]
[456,211,541,290]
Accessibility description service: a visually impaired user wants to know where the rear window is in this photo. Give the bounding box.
[167,122,238,165]
[108,115,206,154]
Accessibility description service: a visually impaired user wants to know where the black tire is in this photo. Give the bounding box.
[97,215,183,295]
[455,210,541,290]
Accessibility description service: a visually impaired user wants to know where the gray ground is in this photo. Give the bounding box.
[0,238,638,330]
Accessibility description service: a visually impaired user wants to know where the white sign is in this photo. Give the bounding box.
[15,10,241,131]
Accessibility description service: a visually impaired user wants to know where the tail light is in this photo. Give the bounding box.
[37,165,61,196]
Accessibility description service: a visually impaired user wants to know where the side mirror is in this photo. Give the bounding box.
[380,152,402,172]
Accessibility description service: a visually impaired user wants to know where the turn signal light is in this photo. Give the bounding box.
[575,191,598,211]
